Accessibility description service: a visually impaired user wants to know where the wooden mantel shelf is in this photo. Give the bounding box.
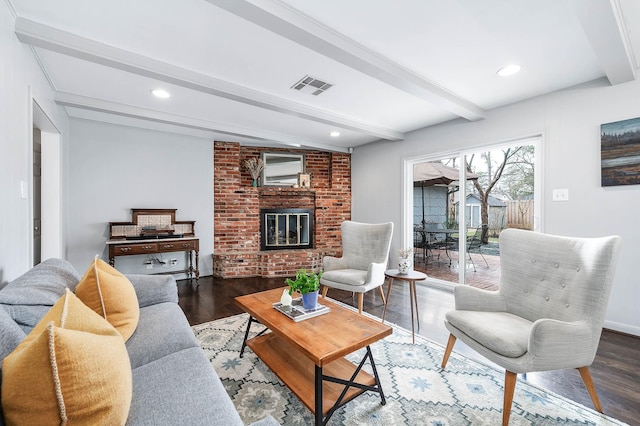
[258,187,317,195]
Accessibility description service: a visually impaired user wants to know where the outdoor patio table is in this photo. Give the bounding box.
[424,228,458,264]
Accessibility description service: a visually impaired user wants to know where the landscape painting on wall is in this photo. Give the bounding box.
[601,117,640,186]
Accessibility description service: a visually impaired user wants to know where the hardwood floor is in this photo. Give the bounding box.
[178,276,640,425]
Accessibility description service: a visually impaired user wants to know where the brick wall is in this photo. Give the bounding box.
[213,142,351,278]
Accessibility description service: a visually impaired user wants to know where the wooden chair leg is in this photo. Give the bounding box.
[321,286,329,298]
[357,293,364,314]
[503,371,517,426]
[378,286,386,305]
[441,334,457,368]
[577,366,603,413]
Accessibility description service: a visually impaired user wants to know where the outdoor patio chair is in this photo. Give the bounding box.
[466,225,489,271]
[414,225,441,265]
[413,226,428,263]
[423,226,455,266]
[441,228,621,426]
[320,221,394,314]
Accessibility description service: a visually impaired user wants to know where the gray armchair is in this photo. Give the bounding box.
[441,228,621,426]
[320,221,394,314]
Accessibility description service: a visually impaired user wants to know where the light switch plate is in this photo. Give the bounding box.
[552,188,569,201]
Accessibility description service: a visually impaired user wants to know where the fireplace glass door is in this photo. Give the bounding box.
[261,208,313,250]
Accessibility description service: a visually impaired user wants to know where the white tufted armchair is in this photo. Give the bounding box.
[441,228,621,426]
[320,221,394,314]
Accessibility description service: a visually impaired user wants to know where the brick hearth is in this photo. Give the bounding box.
[212,142,351,278]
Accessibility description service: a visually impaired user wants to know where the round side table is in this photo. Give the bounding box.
[382,269,427,343]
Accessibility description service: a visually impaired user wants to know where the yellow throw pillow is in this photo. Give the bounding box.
[1,289,132,426]
[75,258,140,341]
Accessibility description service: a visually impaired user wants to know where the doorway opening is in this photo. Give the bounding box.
[31,99,62,266]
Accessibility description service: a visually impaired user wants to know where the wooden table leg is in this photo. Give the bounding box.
[409,280,416,344]
[411,280,420,331]
[194,249,200,280]
[191,249,200,290]
[381,277,394,323]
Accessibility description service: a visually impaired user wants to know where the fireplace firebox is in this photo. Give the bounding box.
[260,208,314,251]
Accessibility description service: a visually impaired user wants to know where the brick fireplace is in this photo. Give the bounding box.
[212,142,351,278]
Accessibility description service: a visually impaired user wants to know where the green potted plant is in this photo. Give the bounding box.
[285,268,323,310]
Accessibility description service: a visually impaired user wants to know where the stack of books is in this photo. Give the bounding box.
[272,298,330,322]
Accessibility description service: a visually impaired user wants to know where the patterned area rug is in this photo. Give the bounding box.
[193,313,626,426]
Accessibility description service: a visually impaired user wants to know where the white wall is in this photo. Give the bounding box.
[353,77,640,336]
[0,1,69,284]
[2,0,212,282]
[66,118,214,278]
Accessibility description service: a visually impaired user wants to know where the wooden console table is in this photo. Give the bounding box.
[107,237,199,278]
[107,209,199,289]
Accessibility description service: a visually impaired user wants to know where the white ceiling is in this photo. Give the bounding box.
[9,0,640,152]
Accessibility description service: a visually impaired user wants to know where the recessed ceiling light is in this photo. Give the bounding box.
[330,131,341,137]
[497,64,521,77]
[151,88,171,99]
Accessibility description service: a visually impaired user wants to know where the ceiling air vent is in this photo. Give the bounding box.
[291,75,333,96]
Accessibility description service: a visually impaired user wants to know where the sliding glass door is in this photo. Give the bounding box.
[409,137,539,289]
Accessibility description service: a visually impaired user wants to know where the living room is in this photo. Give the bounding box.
[2,1,640,424]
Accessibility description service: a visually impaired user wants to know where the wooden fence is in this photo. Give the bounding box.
[505,200,534,230]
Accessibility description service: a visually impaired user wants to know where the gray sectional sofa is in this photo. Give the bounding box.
[0,258,277,425]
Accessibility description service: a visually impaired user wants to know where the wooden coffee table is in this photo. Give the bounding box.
[235,287,392,426]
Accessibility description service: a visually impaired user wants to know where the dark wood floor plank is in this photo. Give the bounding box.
[178,276,640,425]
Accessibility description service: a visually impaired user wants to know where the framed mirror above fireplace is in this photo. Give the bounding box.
[261,152,304,186]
